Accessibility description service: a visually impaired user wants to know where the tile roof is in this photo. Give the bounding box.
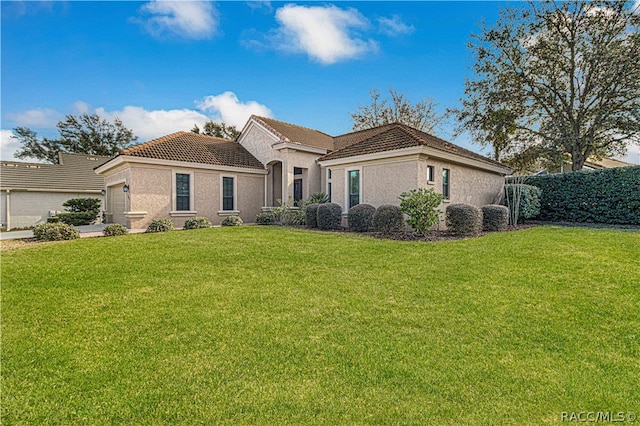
[319,123,510,171]
[120,131,264,169]
[252,116,335,151]
[1,152,111,191]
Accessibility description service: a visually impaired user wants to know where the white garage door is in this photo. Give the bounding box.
[109,184,126,226]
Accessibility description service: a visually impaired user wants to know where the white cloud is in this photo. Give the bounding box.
[95,106,210,140]
[0,129,22,162]
[634,0,640,15]
[139,1,219,40]
[7,108,59,127]
[197,91,272,128]
[271,4,378,64]
[618,144,640,165]
[378,15,414,36]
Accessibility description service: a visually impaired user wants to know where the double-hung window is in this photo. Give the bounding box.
[175,173,190,211]
[222,176,235,211]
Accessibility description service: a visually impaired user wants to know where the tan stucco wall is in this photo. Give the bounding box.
[0,190,104,229]
[103,163,264,229]
[323,155,505,224]
[239,123,322,205]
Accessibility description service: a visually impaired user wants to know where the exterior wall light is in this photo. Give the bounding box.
[123,184,130,193]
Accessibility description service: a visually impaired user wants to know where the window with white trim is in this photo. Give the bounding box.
[427,165,434,183]
[442,168,450,200]
[326,168,332,202]
[175,173,190,211]
[222,176,235,211]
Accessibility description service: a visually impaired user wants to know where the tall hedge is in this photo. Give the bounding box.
[509,166,640,225]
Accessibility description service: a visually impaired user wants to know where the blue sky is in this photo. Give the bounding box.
[2,1,639,164]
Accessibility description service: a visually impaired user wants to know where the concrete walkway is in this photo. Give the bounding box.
[0,224,145,240]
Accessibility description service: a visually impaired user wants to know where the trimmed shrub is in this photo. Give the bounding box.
[399,188,443,235]
[503,184,542,224]
[46,217,60,223]
[348,203,375,232]
[481,204,509,232]
[305,203,320,228]
[508,166,640,225]
[317,203,342,230]
[284,209,306,226]
[103,223,129,237]
[59,198,101,226]
[256,212,275,225]
[184,217,212,230]
[146,219,174,233]
[221,215,243,226]
[372,205,404,234]
[33,222,80,241]
[446,203,483,235]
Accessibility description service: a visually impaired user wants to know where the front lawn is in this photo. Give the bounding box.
[2,226,639,424]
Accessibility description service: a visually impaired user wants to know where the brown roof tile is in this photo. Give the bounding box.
[320,123,510,171]
[120,131,264,169]
[253,116,335,151]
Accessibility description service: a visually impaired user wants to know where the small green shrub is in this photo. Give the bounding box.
[348,204,375,232]
[59,198,101,225]
[503,184,542,224]
[372,205,404,234]
[46,217,60,223]
[306,192,330,205]
[481,205,509,232]
[317,203,342,230]
[284,209,306,226]
[146,219,174,233]
[221,215,243,226]
[103,224,129,237]
[184,217,212,230]
[446,204,483,234]
[399,188,443,235]
[33,222,80,241]
[256,212,275,225]
[305,204,320,228]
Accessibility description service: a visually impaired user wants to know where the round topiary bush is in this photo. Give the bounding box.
[481,204,509,232]
[348,203,375,232]
[256,212,275,225]
[146,219,174,233]
[372,205,404,234]
[316,203,342,230]
[103,223,129,237]
[221,215,243,226]
[33,222,80,241]
[184,217,212,230]
[305,203,320,228]
[446,203,483,234]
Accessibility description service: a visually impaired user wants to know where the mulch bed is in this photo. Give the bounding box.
[364,224,538,242]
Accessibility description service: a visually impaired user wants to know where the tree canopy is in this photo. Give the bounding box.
[350,88,442,134]
[191,120,241,140]
[456,0,640,171]
[12,113,137,163]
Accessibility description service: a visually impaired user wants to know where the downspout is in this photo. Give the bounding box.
[6,189,11,231]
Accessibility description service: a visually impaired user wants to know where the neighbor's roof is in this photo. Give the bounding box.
[320,123,511,171]
[0,152,111,191]
[586,156,636,169]
[252,116,335,151]
[119,131,264,169]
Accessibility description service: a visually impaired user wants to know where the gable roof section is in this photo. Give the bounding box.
[320,123,511,172]
[252,116,335,151]
[0,152,111,191]
[120,131,264,170]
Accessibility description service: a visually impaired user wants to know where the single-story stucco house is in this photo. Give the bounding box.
[95,116,513,229]
[1,152,111,230]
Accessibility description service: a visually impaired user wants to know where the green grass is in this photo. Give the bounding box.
[2,226,639,425]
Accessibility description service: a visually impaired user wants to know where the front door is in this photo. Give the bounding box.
[293,179,303,206]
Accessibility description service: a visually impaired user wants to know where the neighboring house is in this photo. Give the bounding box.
[96,116,514,229]
[0,152,111,230]
[538,156,636,174]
